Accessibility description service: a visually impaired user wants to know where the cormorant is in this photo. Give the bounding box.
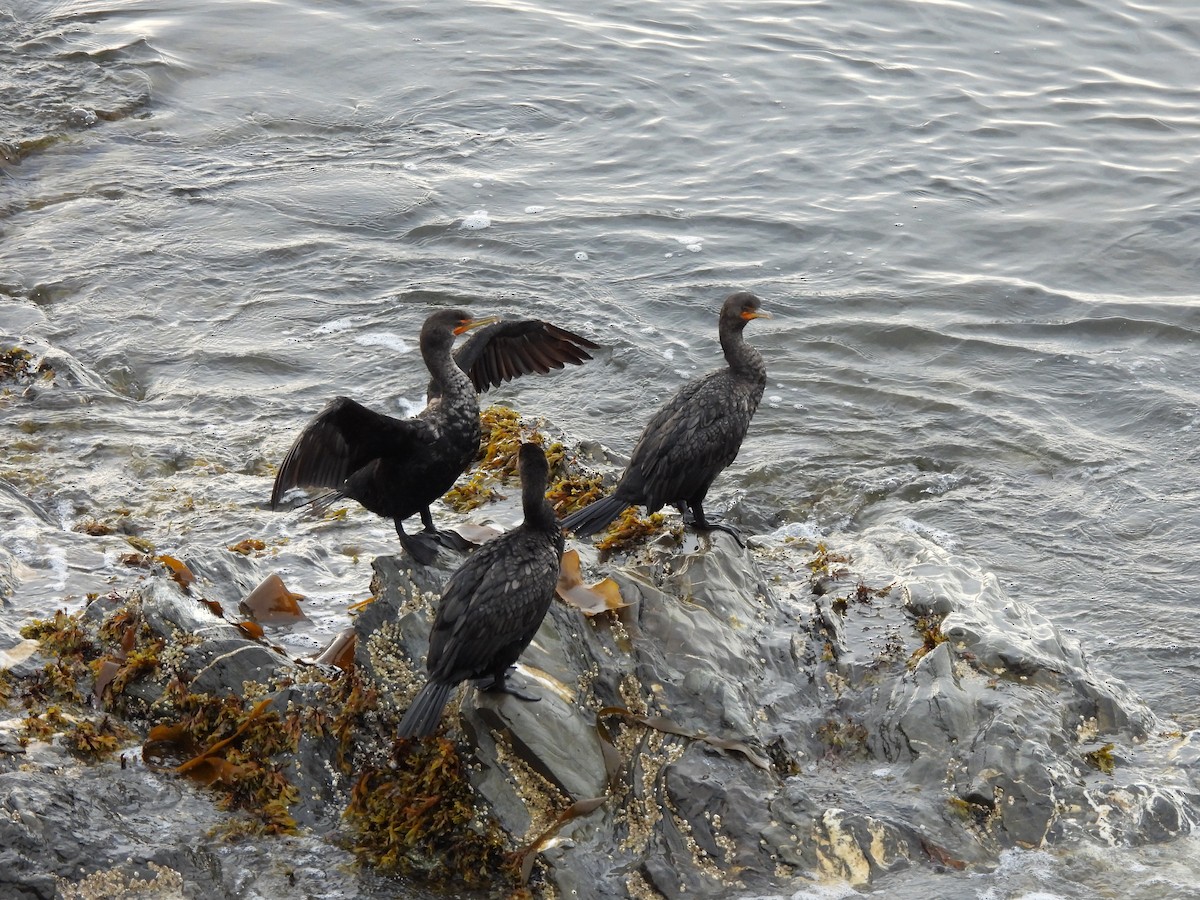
[271,309,596,565]
[397,441,564,739]
[559,291,770,542]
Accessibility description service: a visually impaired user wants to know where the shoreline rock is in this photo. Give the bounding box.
[1,520,1198,897]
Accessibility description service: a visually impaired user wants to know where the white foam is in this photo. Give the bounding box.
[739,881,858,900]
[525,205,546,214]
[354,333,412,354]
[460,209,491,230]
[895,516,958,549]
[767,521,823,542]
[313,317,358,334]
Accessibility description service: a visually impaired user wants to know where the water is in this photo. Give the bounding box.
[3,0,1200,894]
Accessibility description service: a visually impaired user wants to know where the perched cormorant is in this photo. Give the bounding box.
[560,291,770,542]
[397,442,564,739]
[271,309,596,565]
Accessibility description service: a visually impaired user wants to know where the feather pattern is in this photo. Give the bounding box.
[397,443,564,738]
[560,292,768,538]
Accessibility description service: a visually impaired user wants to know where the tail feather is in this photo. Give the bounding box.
[559,494,630,538]
[397,681,456,739]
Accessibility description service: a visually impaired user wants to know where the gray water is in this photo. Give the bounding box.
[3,0,1200,895]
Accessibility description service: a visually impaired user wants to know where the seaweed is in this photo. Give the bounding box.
[815,716,870,760]
[476,405,526,476]
[21,609,97,659]
[442,470,501,512]
[107,639,166,696]
[546,471,606,517]
[328,670,378,772]
[443,404,532,511]
[40,659,88,705]
[1084,742,1116,775]
[908,613,948,668]
[125,535,156,554]
[948,792,997,830]
[17,595,306,835]
[343,737,517,888]
[227,538,267,555]
[595,509,668,555]
[74,517,118,536]
[0,346,55,386]
[144,691,299,835]
[807,542,852,586]
[63,716,134,759]
[20,706,69,744]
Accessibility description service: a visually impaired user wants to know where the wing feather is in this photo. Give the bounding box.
[271,397,435,506]
[452,318,599,393]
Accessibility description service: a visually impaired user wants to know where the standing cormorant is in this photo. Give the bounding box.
[271,309,596,565]
[397,442,564,739]
[560,291,770,542]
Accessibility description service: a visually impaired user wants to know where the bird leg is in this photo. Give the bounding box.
[474,667,541,703]
[683,501,746,548]
[416,507,473,552]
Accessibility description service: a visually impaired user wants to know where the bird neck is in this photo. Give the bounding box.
[422,336,473,398]
[521,482,557,533]
[720,325,766,382]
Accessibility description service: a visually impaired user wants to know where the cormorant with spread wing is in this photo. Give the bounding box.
[397,442,563,739]
[271,309,597,564]
[560,291,769,543]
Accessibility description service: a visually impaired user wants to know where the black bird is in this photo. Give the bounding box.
[397,442,564,739]
[271,309,596,565]
[560,291,770,542]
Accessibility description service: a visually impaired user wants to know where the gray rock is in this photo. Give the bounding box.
[4,512,1200,898]
[350,523,1200,894]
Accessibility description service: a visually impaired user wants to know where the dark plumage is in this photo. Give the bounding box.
[560,291,770,542]
[397,442,565,739]
[271,309,597,565]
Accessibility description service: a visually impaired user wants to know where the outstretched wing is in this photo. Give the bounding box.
[445,319,599,394]
[270,396,435,507]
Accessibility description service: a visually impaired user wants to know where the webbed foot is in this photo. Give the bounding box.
[398,530,440,566]
[474,670,541,703]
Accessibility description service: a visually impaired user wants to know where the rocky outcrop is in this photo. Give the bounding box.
[2,521,1198,898]
[355,523,1200,894]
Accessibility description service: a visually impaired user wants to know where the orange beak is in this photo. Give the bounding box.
[454,315,500,335]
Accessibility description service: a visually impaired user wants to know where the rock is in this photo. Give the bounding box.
[4,513,1200,897]
[353,523,1200,894]
[0,747,358,900]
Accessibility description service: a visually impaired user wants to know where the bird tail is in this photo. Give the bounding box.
[559,494,630,538]
[396,681,456,739]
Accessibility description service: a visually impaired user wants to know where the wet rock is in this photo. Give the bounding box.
[0,546,22,604]
[4,515,1200,897]
[353,522,1200,894]
[0,744,359,900]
